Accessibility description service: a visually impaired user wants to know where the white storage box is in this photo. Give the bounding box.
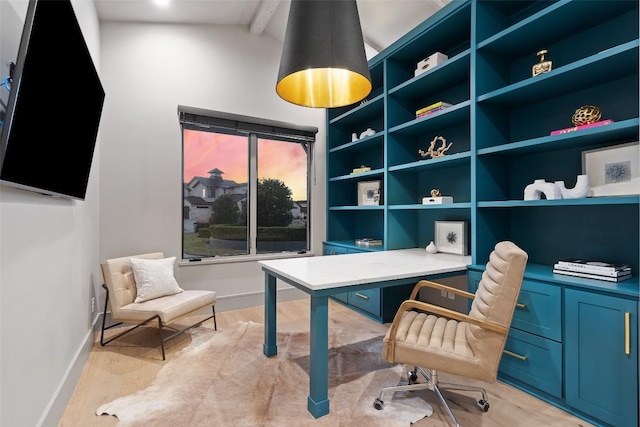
[415,52,448,76]
[422,196,453,204]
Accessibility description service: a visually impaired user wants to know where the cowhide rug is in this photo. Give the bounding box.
[96,321,432,426]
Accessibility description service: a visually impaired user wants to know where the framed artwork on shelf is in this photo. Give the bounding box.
[435,221,468,255]
[582,142,640,197]
[357,180,381,206]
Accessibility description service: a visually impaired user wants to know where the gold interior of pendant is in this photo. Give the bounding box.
[276,68,372,108]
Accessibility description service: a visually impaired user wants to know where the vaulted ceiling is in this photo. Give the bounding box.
[94,0,451,58]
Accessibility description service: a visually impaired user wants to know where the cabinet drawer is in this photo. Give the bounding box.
[511,279,562,342]
[332,293,349,303]
[499,329,562,398]
[348,289,381,317]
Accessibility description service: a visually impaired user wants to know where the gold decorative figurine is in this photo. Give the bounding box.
[532,49,552,76]
[572,105,601,126]
[430,189,441,197]
[418,136,452,159]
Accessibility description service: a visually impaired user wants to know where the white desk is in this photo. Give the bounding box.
[259,249,471,418]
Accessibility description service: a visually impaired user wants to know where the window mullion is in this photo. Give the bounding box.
[248,133,258,255]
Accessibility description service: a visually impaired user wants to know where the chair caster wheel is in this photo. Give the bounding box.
[373,398,384,410]
[478,399,490,412]
[408,371,418,384]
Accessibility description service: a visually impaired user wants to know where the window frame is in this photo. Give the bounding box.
[178,105,317,264]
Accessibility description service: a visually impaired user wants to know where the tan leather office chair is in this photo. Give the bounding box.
[374,241,528,426]
[100,252,217,360]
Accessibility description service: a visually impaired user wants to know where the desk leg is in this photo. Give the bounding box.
[263,273,277,357]
[307,294,330,418]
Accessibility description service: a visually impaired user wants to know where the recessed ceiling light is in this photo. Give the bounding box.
[153,0,170,8]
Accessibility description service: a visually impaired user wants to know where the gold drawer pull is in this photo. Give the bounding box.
[355,292,369,300]
[503,349,527,361]
[516,303,526,310]
[625,312,630,355]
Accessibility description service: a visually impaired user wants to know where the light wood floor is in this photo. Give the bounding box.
[60,298,592,426]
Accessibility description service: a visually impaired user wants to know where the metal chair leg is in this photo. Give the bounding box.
[158,317,166,360]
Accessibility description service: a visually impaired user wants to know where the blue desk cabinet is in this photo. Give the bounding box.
[565,288,638,427]
[469,265,639,426]
[327,2,639,424]
[469,269,563,398]
[322,242,413,322]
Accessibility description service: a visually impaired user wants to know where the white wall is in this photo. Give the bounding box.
[0,5,326,426]
[98,21,326,309]
[0,1,103,426]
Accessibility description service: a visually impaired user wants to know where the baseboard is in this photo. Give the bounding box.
[38,287,304,426]
[37,313,100,427]
[215,286,306,311]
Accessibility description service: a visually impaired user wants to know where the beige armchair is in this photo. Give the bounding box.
[374,241,528,426]
[100,252,217,360]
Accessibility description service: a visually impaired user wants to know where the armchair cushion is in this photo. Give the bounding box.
[130,256,183,303]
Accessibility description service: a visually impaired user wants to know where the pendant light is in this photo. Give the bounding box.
[276,0,372,108]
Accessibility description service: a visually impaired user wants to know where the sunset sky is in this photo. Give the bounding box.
[183,129,308,200]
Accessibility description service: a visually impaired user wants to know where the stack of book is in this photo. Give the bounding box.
[550,119,613,135]
[350,166,371,175]
[415,101,452,118]
[355,238,382,247]
[553,259,632,282]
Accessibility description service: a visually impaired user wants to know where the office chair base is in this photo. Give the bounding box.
[374,367,489,427]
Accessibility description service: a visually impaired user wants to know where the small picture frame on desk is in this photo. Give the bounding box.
[582,142,640,197]
[358,180,381,206]
[435,221,468,255]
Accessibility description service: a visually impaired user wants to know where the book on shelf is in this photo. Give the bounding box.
[550,119,613,136]
[553,269,632,282]
[416,106,446,118]
[557,259,630,272]
[553,264,631,278]
[355,238,382,247]
[415,101,452,116]
[350,166,371,174]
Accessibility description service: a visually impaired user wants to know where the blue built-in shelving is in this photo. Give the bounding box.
[324,1,639,426]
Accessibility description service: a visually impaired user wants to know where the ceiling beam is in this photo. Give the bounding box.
[363,37,382,55]
[249,0,281,36]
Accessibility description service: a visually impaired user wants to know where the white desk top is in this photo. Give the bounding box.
[259,249,472,291]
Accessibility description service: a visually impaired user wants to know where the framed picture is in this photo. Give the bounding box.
[434,221,468,255]
[582,142,640,197]
[357,180,381,206]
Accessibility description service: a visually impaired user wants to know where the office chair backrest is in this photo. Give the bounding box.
[101,252,164,319]
[466,241,528,368]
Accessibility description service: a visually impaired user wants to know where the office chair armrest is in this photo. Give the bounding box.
[389,300,508,336]
[409,279,475,301]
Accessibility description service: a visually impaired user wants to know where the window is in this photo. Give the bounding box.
[179,106,317,260]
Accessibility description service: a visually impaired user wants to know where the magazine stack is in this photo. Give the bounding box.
[553,259,632,282]
[355,238,382,247]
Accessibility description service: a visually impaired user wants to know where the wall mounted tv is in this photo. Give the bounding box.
[0,0,105,200]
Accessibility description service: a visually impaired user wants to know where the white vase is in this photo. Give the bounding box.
[555,174,589,199]
[360,128,375,139]
[524,179,562,200]
[425,241,437,254]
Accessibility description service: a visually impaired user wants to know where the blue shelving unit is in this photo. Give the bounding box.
[324,1,639,426]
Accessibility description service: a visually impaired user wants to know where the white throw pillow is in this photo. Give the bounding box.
[130,257,183,303]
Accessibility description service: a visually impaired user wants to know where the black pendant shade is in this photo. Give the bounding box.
[276,0,372,108]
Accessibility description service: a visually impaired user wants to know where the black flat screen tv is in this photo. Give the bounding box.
[0,0,105,200]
